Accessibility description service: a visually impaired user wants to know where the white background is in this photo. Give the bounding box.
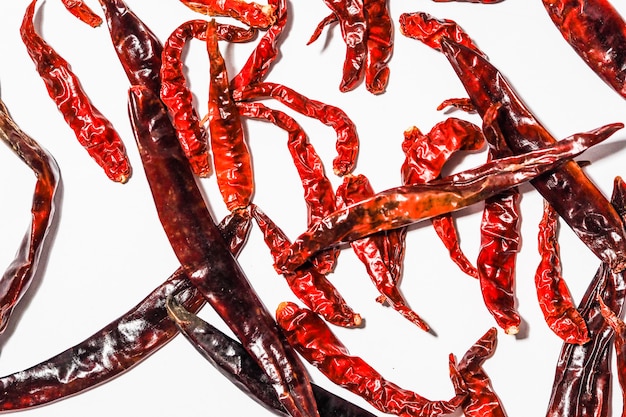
[1,0,626,415]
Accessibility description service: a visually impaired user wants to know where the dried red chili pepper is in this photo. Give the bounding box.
[541,0,626,98]
[128,85,319,417]
[276,124,620,273]
[598,295,626,417]
[166,297,376,417]
[432,0,503,3]
[276,301,468,417]
[207,19,254,212]
[362,0,392,94]
[0,99,60,333]
[535,200,589,344]
[0,210,251,411]
[336,173,430,331]
[178,0,277,29]
[20,0,131,183]
[453,328,507,417]
[546,176,626,417]
[60,0,103,27]
[250,203,361,327]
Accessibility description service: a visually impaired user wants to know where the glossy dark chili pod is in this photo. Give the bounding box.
[0,210,251,411]
[166,297,377,417]
[128,85,319,417]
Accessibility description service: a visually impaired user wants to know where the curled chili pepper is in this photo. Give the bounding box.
[178,0,277,29]
[276,124,621,273]
[128,85,319,417]
[20,0,131,183]
[0,99,60,333]
[276,301,468,417]
[166,297,375,417]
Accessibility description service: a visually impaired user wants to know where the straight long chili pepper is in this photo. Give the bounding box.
[20,0,131,183]
[276,123,622,273]
[546,176,626,417]
[541,0,626,99]
[178,0,277,29]
[598,295,626,417]
[128,85,319,417]
[0,210,251,411]
[166,297,375,417]
[0,99,60,334]
[276,301,468,417]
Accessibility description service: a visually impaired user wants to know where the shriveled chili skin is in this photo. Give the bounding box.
[167,297,375,417]
[276,302,467,417]
[128,86,319,417]
[276,125,621,273]
[541,0,626,98]
[363,0,392,94]
[20,0,131,183]
[178,0,277,29]
[598,295,626,417]
[439,36,626,273]
[61,0,103,27]
[0,100,60,333]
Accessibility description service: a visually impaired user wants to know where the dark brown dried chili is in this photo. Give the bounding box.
[598,295,626,417]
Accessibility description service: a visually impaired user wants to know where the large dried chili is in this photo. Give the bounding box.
[128,85,319,417]
[0,99,60,333]
[276,124,621,273]
[276,301,467,417]
[20,0,131,183]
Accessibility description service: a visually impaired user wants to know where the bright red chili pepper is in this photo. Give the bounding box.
[362,0,392,94]
[178,0,277,29]
[60,0,103,27]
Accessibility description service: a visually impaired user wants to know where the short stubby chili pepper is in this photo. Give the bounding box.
[128,85,319,417]
[60,0,103,27]
[535,200,589,344]
[178,0,277,29]
[166,297,376,417]
[20,0,131,183]
[0,99,60,333]
[276,301,468,417]
[276,124,621,273]
[598,295,626,417]
[541,0,626,98]
[0,210,251,411]
[362,0,392,94]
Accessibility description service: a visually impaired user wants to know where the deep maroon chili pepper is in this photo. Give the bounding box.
[276,301,468,417]
[546,176,626,417]
[250,203,361,327]
[128,85,319,417]
[166,297,376,417]
[541,0,626,98]
[453,328,507,417]
[0,99,60,333]
[178,0,277,29]
[276,124,620,273]
[60,0,103,27]
[598,295,626,417]
[20,0,131,183]
[535,200,589,344]
[336,173,430,331]
[207,19,254,213]
[0,210,251,411]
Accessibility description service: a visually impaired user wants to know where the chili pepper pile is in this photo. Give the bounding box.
[2,1,626,416]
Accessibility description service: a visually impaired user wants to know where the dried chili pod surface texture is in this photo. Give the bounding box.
[1,1,626,416]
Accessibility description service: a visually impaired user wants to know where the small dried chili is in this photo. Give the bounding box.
[362,0,392,94]
[178,0,277,29]
[128,85,319,417]
[598,295,626,417]
[0,99,60,333]
[166,297,376,417]
[276,124,620,273]
[276,301,467,417]
[20,0,131,183]
[60,0,103,27]
[535,200,589,344]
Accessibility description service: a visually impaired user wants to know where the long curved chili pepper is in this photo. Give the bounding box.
[234,82,359,176]
[453,328,507,417]
[536,200,589,344]
[60,0,103,27]
[546,176,626,417]
[207,19,254,213]
[178,0,277,29]
[250,203,361,327]
[166,297,375,417]
[20,0,131,183]
[0,210,251,411]
[0,99,60,333]
[128,85,319,417]
[276,301,468,417]
[276,123,621,273]
[598,295,626,417]
[336,173,430,331]
[541,0,626,98]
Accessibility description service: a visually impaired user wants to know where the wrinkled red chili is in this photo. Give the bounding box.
[178,0,277,29]
[61,0,103,27]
